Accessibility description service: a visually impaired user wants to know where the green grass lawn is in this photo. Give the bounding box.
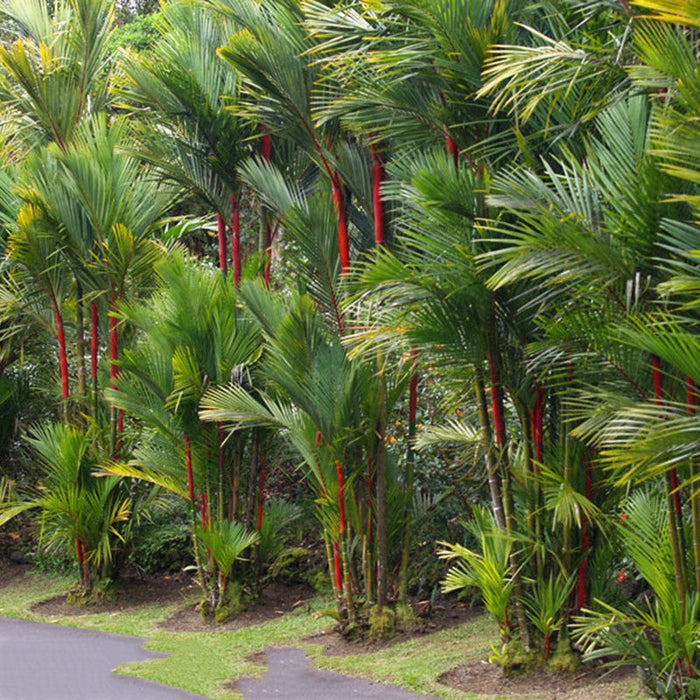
[0,570,641,700]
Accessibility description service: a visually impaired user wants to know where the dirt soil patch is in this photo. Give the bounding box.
[439,659,637,699]
[0,559,31,588]
[31,572,199,617]
[160,582,317,632]
[306,598,479,655]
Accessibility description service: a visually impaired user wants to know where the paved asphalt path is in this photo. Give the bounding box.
[238,647,438,700]
[0,617,439,700]
[0,616,209,700]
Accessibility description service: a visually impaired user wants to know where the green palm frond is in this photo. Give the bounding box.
[196,519,259,580]
[536,463,601,530]
[438,506,513,624]
[0,0,114,150]
[480,25,627,125]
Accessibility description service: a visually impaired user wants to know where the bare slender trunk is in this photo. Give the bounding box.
[486,333,529,648]
[185,434,194,502]
[217,212,228,276]
[218,422,225,523]
[336,460,356,623]
[257,454,266,530]
[75,282,86,401]
[371,143,385,246]
[474,368,505,529]
[230,437,242,522]
[399,358,418,602]
[652,355,686,620]
[263,219,272,286]
[53,296,69,420]
[231,195,241,289]
[576,452,592,610]
[245,428,260,529]
[91,301,99,418]
[331,173,350,273]
[375,376,388,609]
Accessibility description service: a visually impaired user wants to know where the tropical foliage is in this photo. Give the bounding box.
[0,0,698,695]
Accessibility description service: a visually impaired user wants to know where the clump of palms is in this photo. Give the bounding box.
[0,423,131,598]
[102,250,263,617]
[572,490,700,699]
[196,519,259,620]
[439,507,513,639]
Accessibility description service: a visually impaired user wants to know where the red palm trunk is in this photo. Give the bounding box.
[445,131,458,168]
[438,92,459,168]
[371,143,385,246]
[486,348,507,448]
[109,310,118,390]
[333,540,342,591]
[231,195,241,288]
[530,387,544,468]
[331,173,350,273]
[53,297,69,401]
[260,126,271,160]
[337,461,346,535]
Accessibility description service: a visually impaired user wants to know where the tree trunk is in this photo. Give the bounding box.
[90,301,99,418]
[375,374,388,609]
[230,439,242,522]
[263,219,272,286]
[652,355,686,620]
[245,428,260,529]
[371,143,385,246]
[75,281,86,402]
[218,422,226,523]
[217,211,228,276]
[336,460,356,624]
[331,172,350,274]
[474,368,505,529]
[257,454,266,530]
[53,296,69,420]
[398,358,418,603]
[231,195,241,289]
[185,434,195,502]
[576,452,592,610]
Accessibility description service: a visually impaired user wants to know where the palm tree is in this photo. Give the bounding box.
[0,422,131,597]
[0,0,116,416]
[101,250,262,615]
[115,1,252,282]
[200,277,412,630]
[471,0,700,669]
[206,0,380,274]
[9,116,174,437]
[0,0,114,154]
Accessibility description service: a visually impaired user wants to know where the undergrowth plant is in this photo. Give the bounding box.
[572,490,700,699]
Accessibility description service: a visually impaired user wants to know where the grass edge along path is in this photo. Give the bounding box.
[0,570,640,700]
